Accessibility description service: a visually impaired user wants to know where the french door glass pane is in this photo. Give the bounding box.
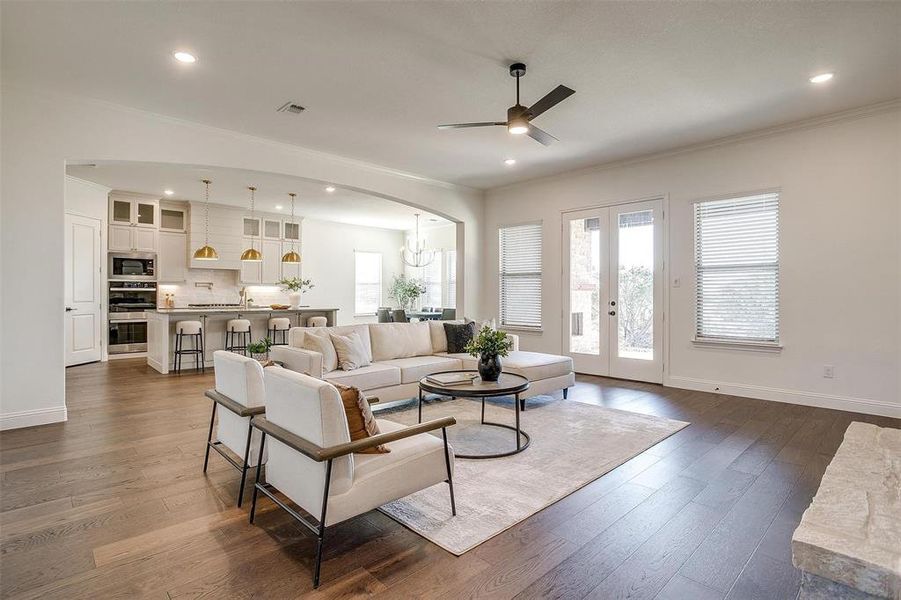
[569,218,601,355]
[617,210,654,360]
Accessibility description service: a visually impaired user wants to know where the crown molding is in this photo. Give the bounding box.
[491,98,901,193]
[2,82,477,195]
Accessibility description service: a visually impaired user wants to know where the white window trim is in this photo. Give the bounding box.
[693,189,781,347]
[498,220,543,331]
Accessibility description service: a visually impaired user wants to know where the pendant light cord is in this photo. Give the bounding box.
[202,179,211,246]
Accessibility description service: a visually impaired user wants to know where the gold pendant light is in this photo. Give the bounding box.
[282,192,301,263]
[193,179,219,260]
[240,186,262,262]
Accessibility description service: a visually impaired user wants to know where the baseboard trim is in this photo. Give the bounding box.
[0,406,68,431]
[665,376,901,418]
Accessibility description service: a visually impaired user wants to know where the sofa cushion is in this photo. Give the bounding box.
[330,331,371,371]
[369,322,432,362]
[428,319,465,353]
[444,321,478,353]
[378,355,464,384]
[302,330,338,373]
[502,351,574,381]
[324,363,401,390]
[289,324,373,364]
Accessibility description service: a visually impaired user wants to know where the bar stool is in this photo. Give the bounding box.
[307,316,327,328]
[225,319,252,355]
[174,320,204,373]
[268,317,291,345]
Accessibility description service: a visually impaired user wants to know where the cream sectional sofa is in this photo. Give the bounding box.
[270,321,575,406]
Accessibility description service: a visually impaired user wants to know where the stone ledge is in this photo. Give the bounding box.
[792,422,901,599]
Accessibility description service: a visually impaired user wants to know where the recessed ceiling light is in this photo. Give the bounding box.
[504,158,516,166]
[164,189,174,196]
[325,186,336,193]
[275,205,283,210]
[173,51,197,64]
[809,72,834,84]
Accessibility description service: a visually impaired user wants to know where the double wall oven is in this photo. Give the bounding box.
[108,280,156,355]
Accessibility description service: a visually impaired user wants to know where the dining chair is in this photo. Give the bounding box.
[441,308,456,320]
[392,309,408,323]
[376,307,392,323]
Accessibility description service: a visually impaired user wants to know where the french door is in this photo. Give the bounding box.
[563,199,663,383]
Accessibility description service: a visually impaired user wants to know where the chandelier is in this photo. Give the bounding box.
[400,213,435,268]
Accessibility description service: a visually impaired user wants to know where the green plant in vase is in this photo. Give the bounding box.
[388,274,427,310]
[246,337,272,362]
[465,325,513,382]
[278,277,314,308]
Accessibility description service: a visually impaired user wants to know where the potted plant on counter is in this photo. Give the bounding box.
[465,325,514,382]
[278,277,314,309]
[388,274,427,311]
[246,337,272,363]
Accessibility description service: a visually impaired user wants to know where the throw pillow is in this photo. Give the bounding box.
[329,331,371,371]
[444,321,479,354]
[302,330,338,374]
[333,383,389,454]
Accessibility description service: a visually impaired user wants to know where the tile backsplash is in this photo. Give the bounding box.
[158,269,291,307]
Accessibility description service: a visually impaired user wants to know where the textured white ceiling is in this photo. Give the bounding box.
[66,162,450,231]
[5,1,900,189]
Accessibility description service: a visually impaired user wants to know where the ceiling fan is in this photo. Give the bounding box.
[438,62,575,146]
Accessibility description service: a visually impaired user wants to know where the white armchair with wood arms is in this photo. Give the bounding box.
[249,367,456,588]
[203,350,267,507]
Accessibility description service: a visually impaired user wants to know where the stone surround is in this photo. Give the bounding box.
[792,422,901,599]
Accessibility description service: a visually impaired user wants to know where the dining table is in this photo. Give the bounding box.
[407,311,443,321]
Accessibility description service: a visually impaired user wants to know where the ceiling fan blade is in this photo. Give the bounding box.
[437,122,506,129]
[526,85,575,120]
[527,125,559,146]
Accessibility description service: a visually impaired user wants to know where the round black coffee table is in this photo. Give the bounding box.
[418,370,531,459]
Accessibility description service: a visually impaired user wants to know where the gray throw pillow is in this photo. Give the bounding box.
[444,321,479,354]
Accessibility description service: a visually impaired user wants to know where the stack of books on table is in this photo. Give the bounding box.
[426,372,478,386]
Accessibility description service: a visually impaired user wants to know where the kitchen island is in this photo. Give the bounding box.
[146,307,338,374]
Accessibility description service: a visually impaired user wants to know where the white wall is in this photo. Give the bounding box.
[0,85,484,428]
[484,107,901,417]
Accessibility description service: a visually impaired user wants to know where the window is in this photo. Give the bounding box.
[354,251,382,315]
[695,192,779,344]
[499,223,542,329]
[445,249,457,308]
[417,253,443,308]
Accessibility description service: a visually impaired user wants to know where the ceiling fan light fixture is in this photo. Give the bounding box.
[508,122,529,135]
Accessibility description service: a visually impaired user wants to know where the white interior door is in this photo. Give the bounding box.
[65,213,103,366]
[563,199,664,383]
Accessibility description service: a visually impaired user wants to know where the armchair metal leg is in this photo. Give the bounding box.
[563,387,569,399]
[249,431,267,524]
[442,427,456,516]
[237,418,254,507]
[313,459,333,588]
[203,402,217,473]
[417,388,423,424]
[519,397,526,411]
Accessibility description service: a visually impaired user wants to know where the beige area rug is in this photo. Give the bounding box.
[378,396,688,555]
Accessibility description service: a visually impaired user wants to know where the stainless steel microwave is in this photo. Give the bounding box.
[109,252,156,281]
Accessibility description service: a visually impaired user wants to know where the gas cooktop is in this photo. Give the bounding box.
[187,303,243,308]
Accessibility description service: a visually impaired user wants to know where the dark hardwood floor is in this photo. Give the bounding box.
[1,359,897,599]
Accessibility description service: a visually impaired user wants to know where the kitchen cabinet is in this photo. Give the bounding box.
[281,242,302,280]
[157,231,187,282]
[263,218,282,240]
[261,239,282,283]
[242,217,261,238]
[110,194,158,228]
[109,224,157,252]
[239,237,262,283]
[283,220,301,242]
[159,204,187,232]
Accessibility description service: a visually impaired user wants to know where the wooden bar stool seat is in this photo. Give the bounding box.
[268,317,291,345]
[174,320,204,373]
[226,319,252,355]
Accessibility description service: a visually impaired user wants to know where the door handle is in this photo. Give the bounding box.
[65,307,77,312]
[608,310,616,316]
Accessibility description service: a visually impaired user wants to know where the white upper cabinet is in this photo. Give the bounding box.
[109,193,158,228]
[159,203,187,232]
[243,217,261,238]
[283,220,301,242]
[263,218,282,240]
[239,237,262,283]
[109,224,157,252]
[157,231,187,282]
[261,239,282,284]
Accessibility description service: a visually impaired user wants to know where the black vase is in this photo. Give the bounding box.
[478,353,502,382]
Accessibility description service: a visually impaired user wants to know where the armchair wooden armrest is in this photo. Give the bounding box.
[205,389,266,418]
[251,415,456,462]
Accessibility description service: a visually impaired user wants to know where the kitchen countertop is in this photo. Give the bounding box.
[150,307,338,315]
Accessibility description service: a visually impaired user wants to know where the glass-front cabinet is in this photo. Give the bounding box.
[109,194,158,228]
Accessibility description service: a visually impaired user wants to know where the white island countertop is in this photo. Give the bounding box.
[151,307,339,314]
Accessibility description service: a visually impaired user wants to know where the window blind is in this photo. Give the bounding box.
[446,250,457,308]
[418,253,443,308]
[499,223,542,328]
[695,192,779,343]
[354,251,382,315]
